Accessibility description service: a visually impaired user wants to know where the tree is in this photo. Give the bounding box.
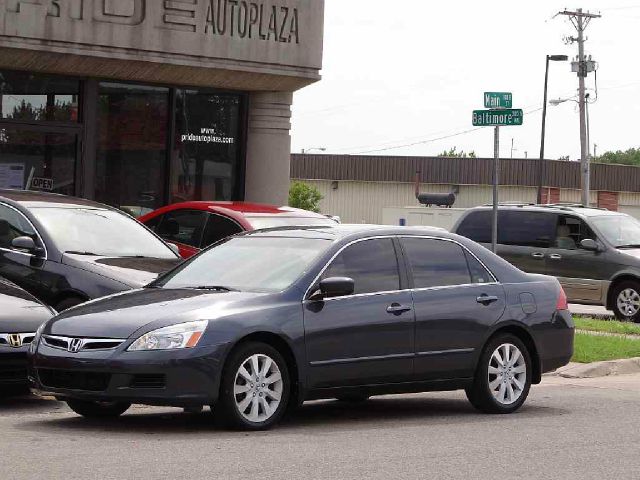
[595,148,640,166]
[438,147,476,158]
[289,181,323,213]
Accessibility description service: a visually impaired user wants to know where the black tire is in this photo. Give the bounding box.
[335,394,370,403]
[55,297,86,312]
[213,342,290,431]
[611,281,640,323]
[66,399,131,418]
[466,333,532,414]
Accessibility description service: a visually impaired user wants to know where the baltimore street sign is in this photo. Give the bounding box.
[484,92,513,109]
[472,108,523,127]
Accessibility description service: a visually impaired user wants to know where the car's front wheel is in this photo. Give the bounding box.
[213,342,290,430]
[66,399,131,418]
[612,281,640,323]
[466,334,532,414]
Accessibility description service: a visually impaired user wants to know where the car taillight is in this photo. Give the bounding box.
[556,287,568,311]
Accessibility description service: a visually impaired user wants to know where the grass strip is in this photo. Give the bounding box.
[572,332,640,363]
[574,317,640,336]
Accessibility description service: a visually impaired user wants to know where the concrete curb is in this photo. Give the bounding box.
[554,358,640,379]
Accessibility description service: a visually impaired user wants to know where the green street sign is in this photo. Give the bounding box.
[473,109,523,127]
[484,92,513,109]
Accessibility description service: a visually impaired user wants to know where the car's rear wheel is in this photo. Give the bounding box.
[466,334,532,414]
[612,281,640,323]
[66,399,131,418]
[213,342,290,430]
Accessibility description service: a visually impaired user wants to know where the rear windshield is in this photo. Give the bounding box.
[245,215,337,230]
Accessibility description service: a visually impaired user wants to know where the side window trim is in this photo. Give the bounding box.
[398,235,498,290]
[0,202,48,259]
[304,236,404,301]
[202,212,244,248]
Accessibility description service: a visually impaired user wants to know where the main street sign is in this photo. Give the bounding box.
[484,92,513,109]
[472,109,523,127]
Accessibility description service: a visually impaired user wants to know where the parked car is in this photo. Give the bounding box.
[453,203,640,322]
[0,276,54,392]
[139,201,339,258]
[0,190,182,311]
[29,225,573,430]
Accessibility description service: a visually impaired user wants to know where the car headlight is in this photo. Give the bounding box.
[127,321,208,352]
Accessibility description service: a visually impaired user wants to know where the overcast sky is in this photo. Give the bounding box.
[291,0,640,160]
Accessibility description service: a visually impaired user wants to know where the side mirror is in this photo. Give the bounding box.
[310,277,355,300]
[11,236,44,256]
[167,243,181,256]
[580,238,602,252]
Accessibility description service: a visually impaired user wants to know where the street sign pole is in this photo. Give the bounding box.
[492,126,500,253]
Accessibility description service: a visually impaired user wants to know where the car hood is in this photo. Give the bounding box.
[0,291,53,333]
[46,288,270,338]
[617,248,640,260]
[62,254,181,288]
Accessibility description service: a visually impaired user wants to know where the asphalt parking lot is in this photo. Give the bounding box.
[1,374,639,480]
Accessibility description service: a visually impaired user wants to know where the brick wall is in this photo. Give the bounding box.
[597,191,619,211]
[541,187,561,204]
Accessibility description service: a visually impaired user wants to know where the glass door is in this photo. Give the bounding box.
[0,125,78,196]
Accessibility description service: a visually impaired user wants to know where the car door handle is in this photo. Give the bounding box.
[477,295,499,305]
[531,252,545,259]
[386,303,412,314]
[549,254,562,260]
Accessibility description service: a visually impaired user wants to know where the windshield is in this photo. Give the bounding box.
[246,215,337,230]
[154,236,330,292]
[30,207,177,259]
[591,215,640,248]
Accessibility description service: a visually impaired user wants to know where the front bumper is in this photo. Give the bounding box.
[0,347,30,386]
[29,341,229,407]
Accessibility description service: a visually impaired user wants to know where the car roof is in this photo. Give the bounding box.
[160,201,328,218]
[467,204,624,218]
[0,189,112,210]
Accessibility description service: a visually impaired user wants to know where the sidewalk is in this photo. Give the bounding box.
[570,303,614,318]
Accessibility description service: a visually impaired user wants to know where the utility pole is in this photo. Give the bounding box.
[556,8,601,206]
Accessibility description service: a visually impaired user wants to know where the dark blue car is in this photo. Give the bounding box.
[29,225,574,430]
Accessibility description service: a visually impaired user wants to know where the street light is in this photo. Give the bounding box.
[538,54,569,204]
[301,147,327,154]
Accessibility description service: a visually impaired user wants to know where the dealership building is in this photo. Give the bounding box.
[0,0,324,213]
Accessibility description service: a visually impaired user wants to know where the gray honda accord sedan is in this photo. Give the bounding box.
[29,225,574,430]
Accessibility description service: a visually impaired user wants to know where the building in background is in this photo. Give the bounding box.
[0,0,324,215]
[291,154,640,224]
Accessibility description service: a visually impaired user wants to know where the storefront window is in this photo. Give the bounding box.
[95,83,169,216]
[171,90,241,203]
[0,127,76,195]
[0,70,80,122]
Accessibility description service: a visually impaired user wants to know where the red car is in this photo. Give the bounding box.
[139,202,338,258]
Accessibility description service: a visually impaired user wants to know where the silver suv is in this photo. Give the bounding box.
[453,204,640,322]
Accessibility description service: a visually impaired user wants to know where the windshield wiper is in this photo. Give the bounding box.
[190,286,239,292]
[64,250,99,256]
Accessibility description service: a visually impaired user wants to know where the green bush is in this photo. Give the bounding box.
[289,181,323,213]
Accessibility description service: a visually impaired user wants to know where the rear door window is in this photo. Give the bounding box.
[498,211,556,248]
[202,214,244,248]
[401,237,472,288]
[322,238,400,295]
[157,210,207,248]
[456,211,491,243]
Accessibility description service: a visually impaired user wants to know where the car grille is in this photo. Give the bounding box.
[129,374,166,389]
[38,369,111,392]
[0,333,36,348]
[41,335,124,352]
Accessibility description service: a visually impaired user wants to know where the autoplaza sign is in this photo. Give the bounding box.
[472,108,523,126]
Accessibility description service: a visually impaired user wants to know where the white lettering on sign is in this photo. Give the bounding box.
[31,177,54,191]
[181,128,235,144]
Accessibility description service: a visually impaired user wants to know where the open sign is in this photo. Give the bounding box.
[31,177,54,191]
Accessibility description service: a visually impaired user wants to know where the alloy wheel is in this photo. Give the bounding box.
[487,343,527,406]
[617,288,640,318]
[233,354,283,423]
